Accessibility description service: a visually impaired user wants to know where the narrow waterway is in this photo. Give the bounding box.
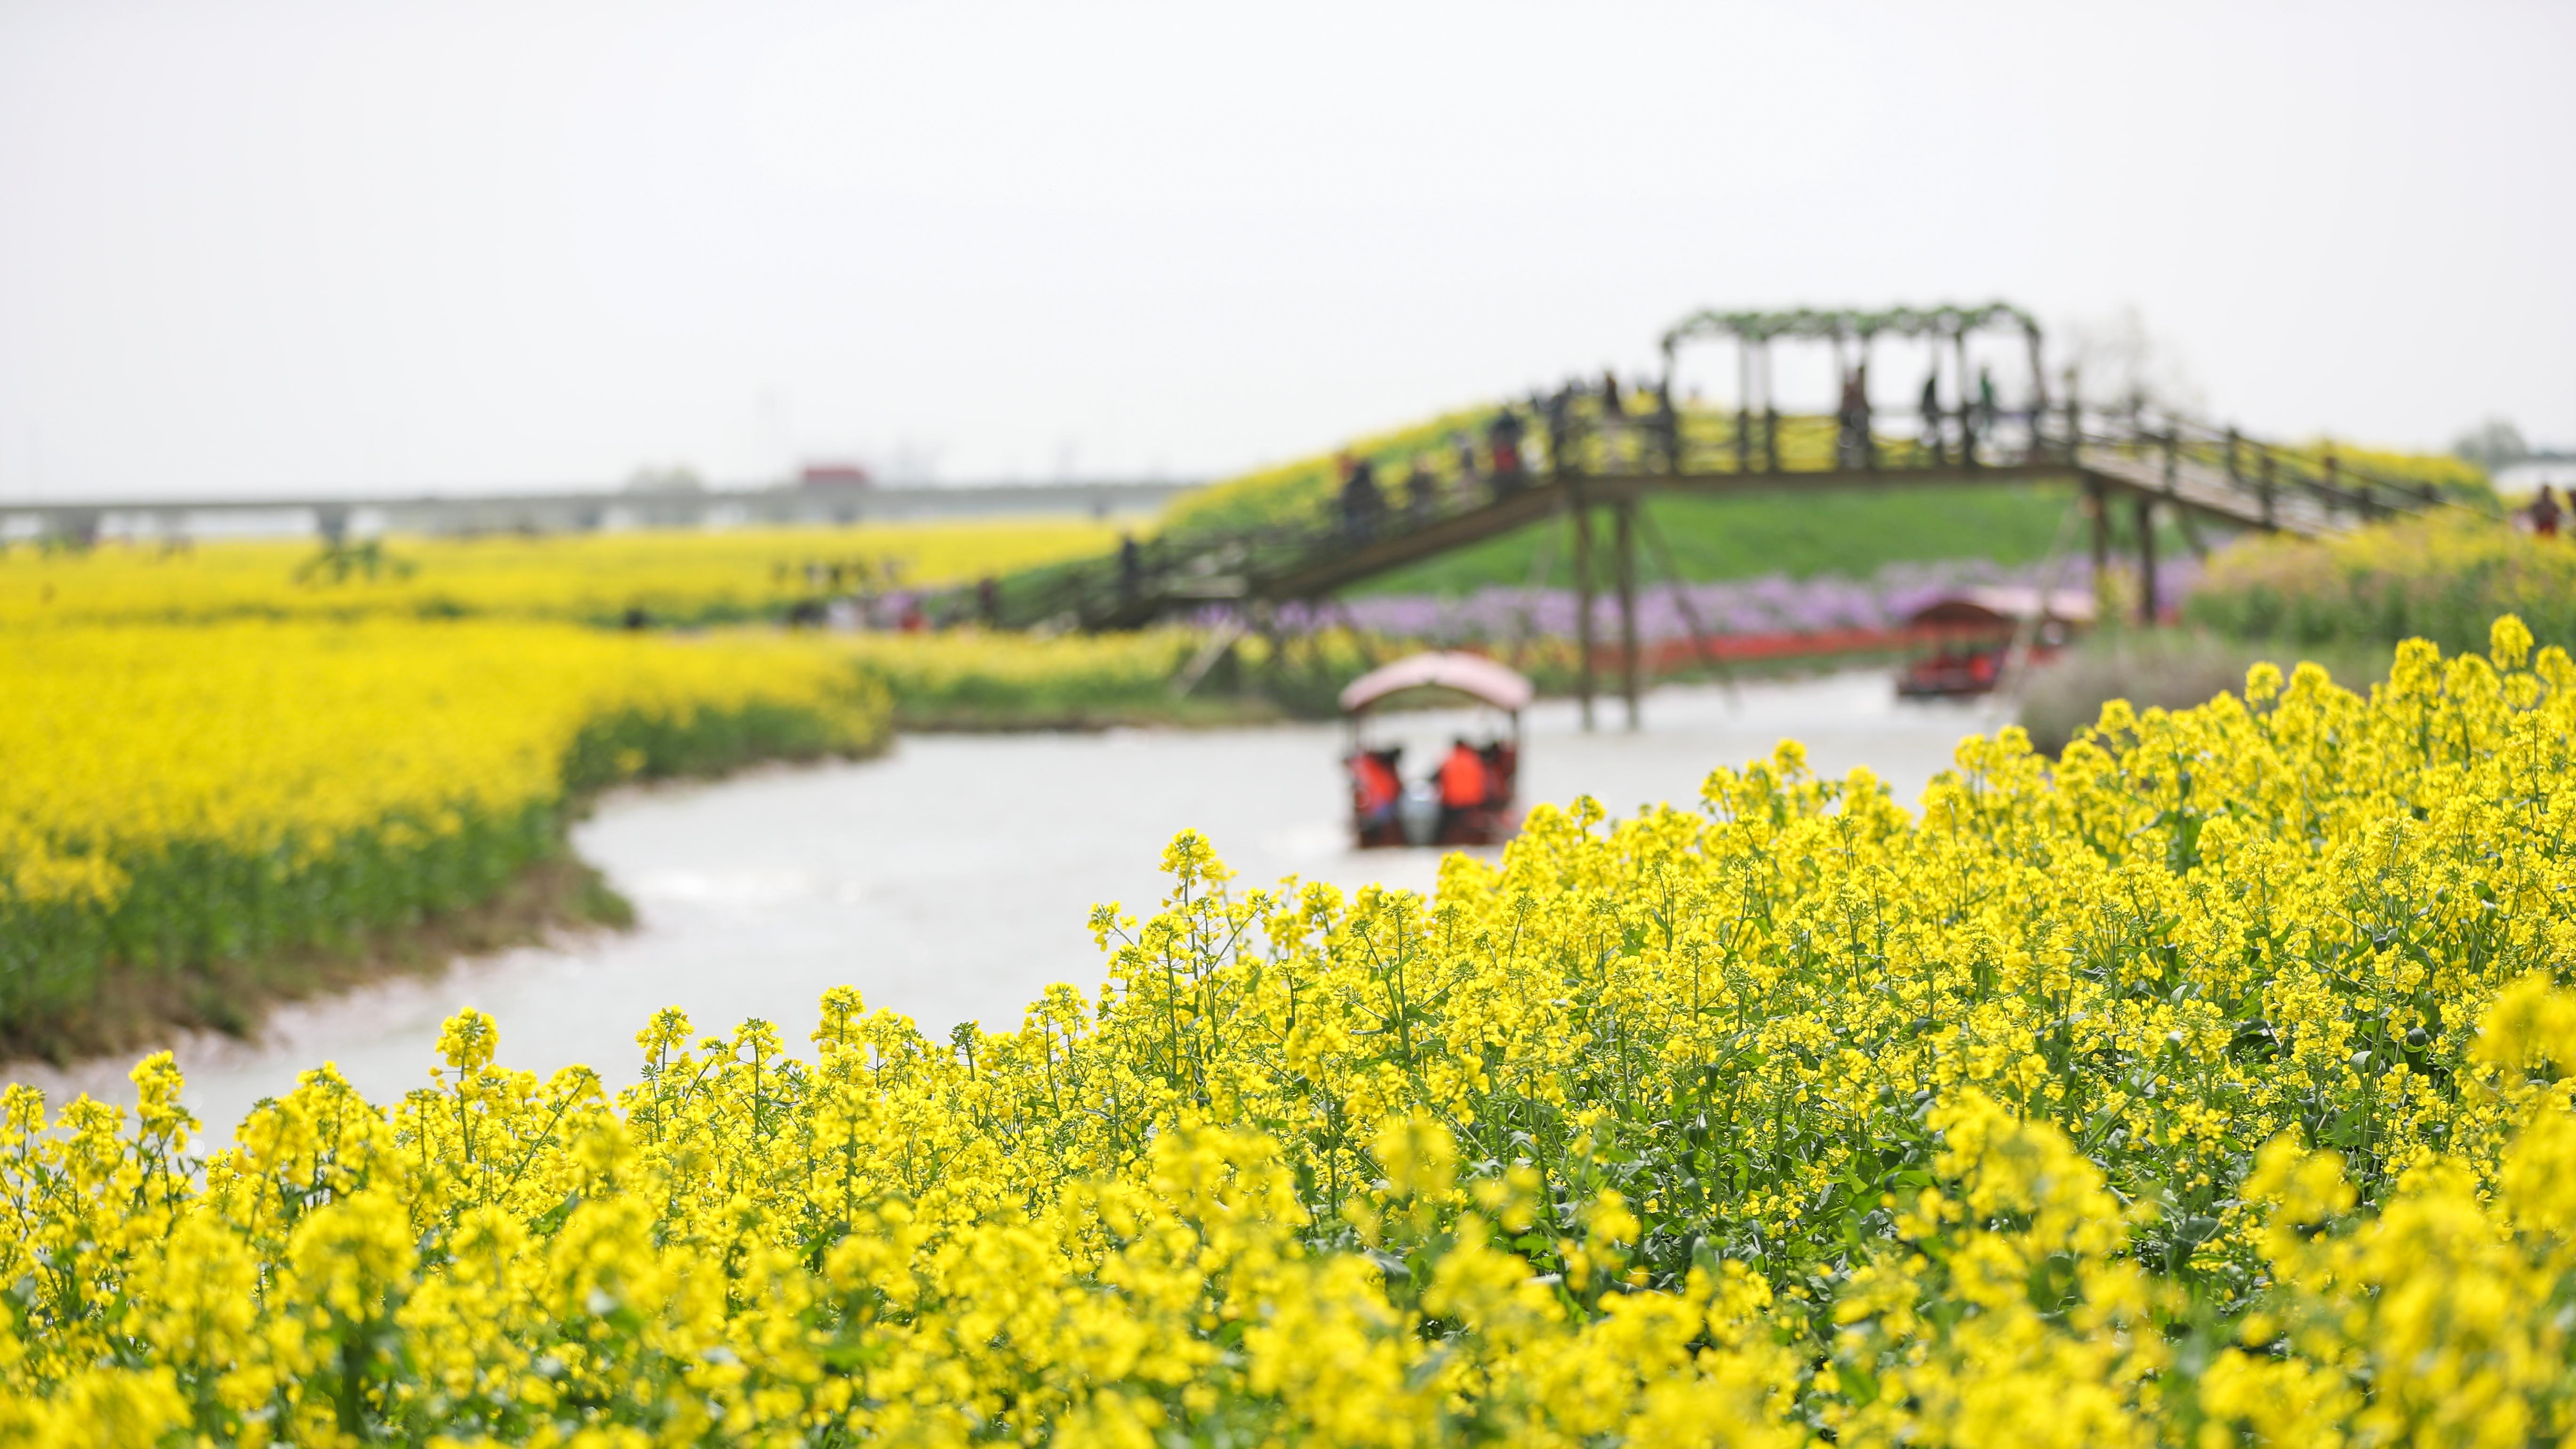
[10,671,1994,1138]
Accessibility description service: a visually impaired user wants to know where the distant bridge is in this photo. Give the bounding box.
[1000,302,2477,728]
[0,477,1194,544]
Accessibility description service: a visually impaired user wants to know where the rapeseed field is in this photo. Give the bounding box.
[841,629,1205,726]
[0,620,889,1044]
[0,518,1122,628]
[4,619,2573,1444]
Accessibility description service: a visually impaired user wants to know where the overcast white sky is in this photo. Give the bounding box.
[1,1,2569,499]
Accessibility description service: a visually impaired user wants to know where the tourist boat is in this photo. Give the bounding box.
[1338,651,1531,849]
[1895,587,2093,698]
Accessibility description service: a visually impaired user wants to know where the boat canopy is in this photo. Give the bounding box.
[1338,651,1535,715]
[1903,587,2097,631]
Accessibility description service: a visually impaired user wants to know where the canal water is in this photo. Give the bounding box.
[8,671,1994,1139]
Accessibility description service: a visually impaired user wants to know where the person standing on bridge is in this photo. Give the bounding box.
[2531,484,2562,539]
[1974,366,1999,463]
[1544,385,1578,477]
[1404,458,1440,524]
[1119,533,1143,602]
[1599,369,1628,468]
[1487,410,1528,497]
[1836,368,1867,468]
[1339,453,1385,545]
[1918,369,1947,466]
[1451,431,1481,499]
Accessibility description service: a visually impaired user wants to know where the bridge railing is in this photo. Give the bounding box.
[995,380,2483,629]
[2064,409,2480,528]
[1002,461,1546,629]
[1552,387,2066,478]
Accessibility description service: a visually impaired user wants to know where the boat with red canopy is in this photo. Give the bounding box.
[1895,587,2093,698]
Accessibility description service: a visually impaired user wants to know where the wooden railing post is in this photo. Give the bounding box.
[2135,494,2159,627]
[1734,338,1754,475]
[2087,475,2111,607]
[2258,450,2277,529]
[1614,498,1641,732]
[1572,489,1597,733]
[2325,450,2361,521]
[2161,425,2180,497]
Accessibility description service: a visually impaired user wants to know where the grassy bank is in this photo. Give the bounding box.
[13,854,633,1063]
[2189,510,2574,655]
[0,620,892,1057]
[840,629,1228,729]
[1356,483,2087,595]
[2015,628,2396,755]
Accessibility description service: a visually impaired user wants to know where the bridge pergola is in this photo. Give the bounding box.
[1659,302,2048,475]
[1000,302,2473,729]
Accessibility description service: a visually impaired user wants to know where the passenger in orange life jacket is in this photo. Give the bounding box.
[1437,738,1488,839]
[1349,748,1403,842]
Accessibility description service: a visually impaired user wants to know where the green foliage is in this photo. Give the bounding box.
[2189,512,2576,655]
[1357,484,2086,596]
[2015,629,2393,755]
[1158,404,1501,540]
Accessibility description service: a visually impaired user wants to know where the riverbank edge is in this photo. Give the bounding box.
[883,644,1942,733]
[0,854,636,1069]
[892,697,1293,733]
[1,701,894,1070]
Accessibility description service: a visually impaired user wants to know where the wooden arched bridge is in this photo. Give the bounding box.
[997,302,2474,724]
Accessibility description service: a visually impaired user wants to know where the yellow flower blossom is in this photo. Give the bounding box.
[0,617,2572,1440]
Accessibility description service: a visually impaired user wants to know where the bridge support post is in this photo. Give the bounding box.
[1572,491,1597,732]
[1734,340,1753,475]
[1614,498,1641,732]
[2087,477,2111,611]
[1954,327,1976,467]
[2134,495,2159,627]
[1760,337,1781,472]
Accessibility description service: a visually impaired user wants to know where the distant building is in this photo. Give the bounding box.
[799,462,871,487]
[625,467,706,495]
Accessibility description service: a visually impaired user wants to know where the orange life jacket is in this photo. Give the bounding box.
[1352,754,1401,812]
[1438,746,1487,808]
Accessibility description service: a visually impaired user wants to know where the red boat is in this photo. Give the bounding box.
[1895,588,2093,698]
[1339,652,1532,849]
